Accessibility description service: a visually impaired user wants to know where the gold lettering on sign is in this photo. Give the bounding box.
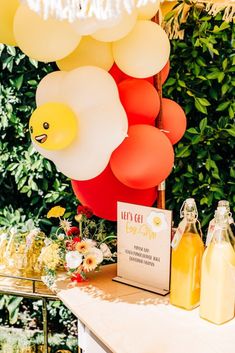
[125,221,157,240]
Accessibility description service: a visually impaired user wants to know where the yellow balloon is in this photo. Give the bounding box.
[137,0,160,20]
[29,103,78,150]
[0,0,19,46]
[14,4,81,62]
[92,10,137,42]
[112,20,170,78]
[56,36,114,72]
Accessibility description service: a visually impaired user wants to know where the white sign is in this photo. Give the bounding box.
[114,202,172,295]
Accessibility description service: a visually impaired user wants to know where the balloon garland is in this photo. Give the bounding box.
[1,0,188,220]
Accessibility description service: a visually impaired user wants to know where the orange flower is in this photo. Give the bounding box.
[76,240,90,254]
[83,255,97,272]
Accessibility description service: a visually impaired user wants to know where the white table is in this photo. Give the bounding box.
[55,264,235,353]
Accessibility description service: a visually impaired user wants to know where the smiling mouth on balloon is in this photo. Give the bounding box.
[35,134,47,144]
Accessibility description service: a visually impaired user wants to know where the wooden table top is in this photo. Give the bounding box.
[55,264,235,353]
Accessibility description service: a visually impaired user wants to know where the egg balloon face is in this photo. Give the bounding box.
[29,102,78,151]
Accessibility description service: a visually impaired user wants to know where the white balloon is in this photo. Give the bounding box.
[34,103,128,180]
[36,71,67,106]
[33,66,128,180]
[62,66,120,113]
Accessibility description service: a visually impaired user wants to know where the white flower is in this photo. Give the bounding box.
[84,238,97,247]
[0,233,8,240]
[10,227,17,235]
[66,251,83,269]
[58,233,65,241]
[44,238,52,246]
[146,212,169,233]
[89,247,103,264]
[100,243,112,259]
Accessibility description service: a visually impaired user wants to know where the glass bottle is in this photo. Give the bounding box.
[200,206,235,324]
[170,198,204,310]
[218,200,235,242]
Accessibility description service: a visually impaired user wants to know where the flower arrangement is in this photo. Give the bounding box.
[39,205,115,288]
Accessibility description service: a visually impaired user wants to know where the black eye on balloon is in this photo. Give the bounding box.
[30,126,33,133]
[43,122,49,130]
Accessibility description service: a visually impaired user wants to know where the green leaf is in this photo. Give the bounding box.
[194,98,208,114]
[197,98,211,106]
[164,77,176,87]
[176,145,191,158]
[199,117,208,132]
[221,83,229,96]
[187,127,198,134]
[224,128,235,137]
[207,71,220,79]
[216,101,230,111]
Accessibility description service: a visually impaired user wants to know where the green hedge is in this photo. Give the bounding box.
[163,4,235,228]
[0,45,77,230]
[0,2,234,232]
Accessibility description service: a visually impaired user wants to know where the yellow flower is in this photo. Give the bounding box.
[83,254,97,272]
[39,243,61,270]
[47,206,66,218]
[76,240,90,254]
[75,214,83,222]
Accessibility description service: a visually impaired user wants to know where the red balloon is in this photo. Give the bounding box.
[126,112,155,126]
[160,98,187,145]
[118,79,160,125]
[71,165,157,221]
[110,125,174,189]
[161,60,170,85]
[109,63,154,85]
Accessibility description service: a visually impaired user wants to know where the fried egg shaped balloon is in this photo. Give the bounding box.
[31,66,128,180]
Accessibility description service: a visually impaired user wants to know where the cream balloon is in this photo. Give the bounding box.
[0,0,19,46]
[13,4,81,62]
[112,20,170,78]
[56,36,114,72]
[62,66,120,113]
[36,71,67,107]
[34,104,128,180]
[136,0,160,20]
[92,10,137,42]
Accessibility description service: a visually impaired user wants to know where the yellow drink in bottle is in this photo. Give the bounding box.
[200,206,235,324]
[170,199,204,310]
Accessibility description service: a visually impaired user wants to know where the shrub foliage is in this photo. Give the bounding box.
[0,3,234,230]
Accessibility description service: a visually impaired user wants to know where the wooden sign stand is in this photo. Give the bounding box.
[153,10,166,210]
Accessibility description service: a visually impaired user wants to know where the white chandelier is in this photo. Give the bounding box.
[24,0,160,21]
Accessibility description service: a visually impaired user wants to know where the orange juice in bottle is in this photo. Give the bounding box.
[170,198,204,310]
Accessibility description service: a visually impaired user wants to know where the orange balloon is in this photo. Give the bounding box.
[118,79,160,125]
[161,60,170,84]
[110,125,174,189]
[160,98,187,145]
